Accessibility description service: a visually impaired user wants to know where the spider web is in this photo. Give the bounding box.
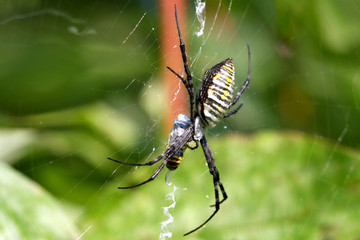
[1,0,360,239]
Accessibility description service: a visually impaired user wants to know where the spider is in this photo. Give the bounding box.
[108,5,251,236]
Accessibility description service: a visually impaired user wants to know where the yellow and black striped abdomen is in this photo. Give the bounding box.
[164,114,191,171]
[166,149,185,170]
[196,58,235,128]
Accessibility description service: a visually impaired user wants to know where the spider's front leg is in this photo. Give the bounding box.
[166,5,196,121]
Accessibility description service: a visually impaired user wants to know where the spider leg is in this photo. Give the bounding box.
[223,103,243,118]
[172,4,195,121]
[210,170,228,207]
[200,136,228,204]
[118,158,169,189]
[184,136,227,236]
[184,183,220,236]
[107,148,170,166]
[166,66,193,99]
[113,126,194,189]
[226,45,251,117]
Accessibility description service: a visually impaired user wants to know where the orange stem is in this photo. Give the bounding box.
[159,0,188,136]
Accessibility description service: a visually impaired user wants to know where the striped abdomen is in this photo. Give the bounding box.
[166,147,185,170]
[165,114,191,171]
[196,58,235,128]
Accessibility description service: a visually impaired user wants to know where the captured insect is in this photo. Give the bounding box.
[108,4,251,236]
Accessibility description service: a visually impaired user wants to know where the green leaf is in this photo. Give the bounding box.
[0,161,78,240]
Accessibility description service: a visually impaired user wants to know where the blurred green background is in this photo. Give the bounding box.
[1,0,360,239]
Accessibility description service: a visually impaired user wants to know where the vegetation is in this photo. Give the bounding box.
[0,0,359,239]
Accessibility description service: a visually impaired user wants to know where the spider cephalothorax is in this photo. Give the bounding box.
[108,4,251,236]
